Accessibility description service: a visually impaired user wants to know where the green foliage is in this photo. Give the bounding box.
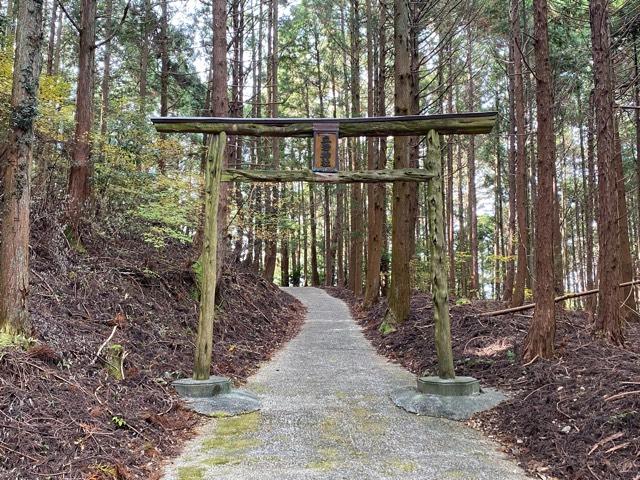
[177,466,205,480]
[94,137,200,248]
[410,257,431,293]
[91,463,121,479]
[0,332,34,351]
[0,47,73,138]
[105,344,126,381]
[378,321,396,336]
[64,226,88,254]
[462,357,494,368]
[111,416,128,429]
[290,266,302,286]
[607,410,639,429]
[192,258,203,300]
[0,45,14,128]
[36,75,74,138]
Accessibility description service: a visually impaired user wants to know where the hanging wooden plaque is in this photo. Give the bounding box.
[312,123,339,172]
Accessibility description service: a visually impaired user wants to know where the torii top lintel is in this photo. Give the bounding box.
[151,112,496,137]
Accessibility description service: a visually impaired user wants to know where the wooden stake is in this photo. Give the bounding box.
[426,130,455,379]
[193,132,226,380]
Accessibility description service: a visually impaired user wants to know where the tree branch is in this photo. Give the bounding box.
[57,0,80,34]
[93,0,131,50]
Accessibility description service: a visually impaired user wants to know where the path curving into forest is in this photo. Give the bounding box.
[164,287,529,480]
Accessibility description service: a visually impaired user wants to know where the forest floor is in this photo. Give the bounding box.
[0,230,305,480]
[326,287,640,480]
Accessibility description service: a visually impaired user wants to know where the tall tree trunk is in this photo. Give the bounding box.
[302,184,308,285]
[328,191,340,286]
[251,0,264,272]
[309,185,321,286]
[336,184,345,287]
[100,0,113,140]
[614,121,636,318]
[571,152,583,296]
[46,0,57,75]
[511,0,528,307]
[467,26,479,297]
[446,41,456,296]
[160,0,169,119]
[324,186,333,285]
[635,42,640,304]
[312,27,331,284]
[585,91,596,315]
[456,140,467,296]
[3,0,15,43]
[503,33,517,302]
[524,4,536,296]
[52,6,63,75]
[0,0,44,334]
[385,0,414,328]
[158,0,169,174]
[579,89,595,315]
[336,0,350,289]
[298,197,303,286]
[139,0,151,114]
[495,93,504,298]
[212,0,229,277]
[263,0,279,282]
[407,2,419,259]
[230,0,245,262]
[553,156,563,296]
[348,0,363,295]
[281,212,290,286]
[67,0,97,240]
[523,0,555,361]
[243,0,259,269]
[364,0,386,306]
[590,0,623,344]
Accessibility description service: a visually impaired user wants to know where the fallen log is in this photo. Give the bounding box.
[478,280,640,318]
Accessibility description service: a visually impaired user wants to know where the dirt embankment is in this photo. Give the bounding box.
[326,287,640,480]
[0,234,304,479]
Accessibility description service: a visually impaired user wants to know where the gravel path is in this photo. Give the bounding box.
[164,287,529,480]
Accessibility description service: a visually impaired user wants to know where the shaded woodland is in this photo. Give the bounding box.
[0,0,639,477]
[2,0,640,347]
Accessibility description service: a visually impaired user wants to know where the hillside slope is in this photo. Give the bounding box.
[0,233,304,479]
[327,287,640,480]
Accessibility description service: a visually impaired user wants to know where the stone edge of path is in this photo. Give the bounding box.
[184,390,261,417]
[391,386,508,420]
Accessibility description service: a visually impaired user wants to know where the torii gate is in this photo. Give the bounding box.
[152,112,496,390]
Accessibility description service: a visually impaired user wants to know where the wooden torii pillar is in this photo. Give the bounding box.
[152,113,496,382]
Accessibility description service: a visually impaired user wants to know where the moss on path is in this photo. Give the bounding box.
[164,288,529,480]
